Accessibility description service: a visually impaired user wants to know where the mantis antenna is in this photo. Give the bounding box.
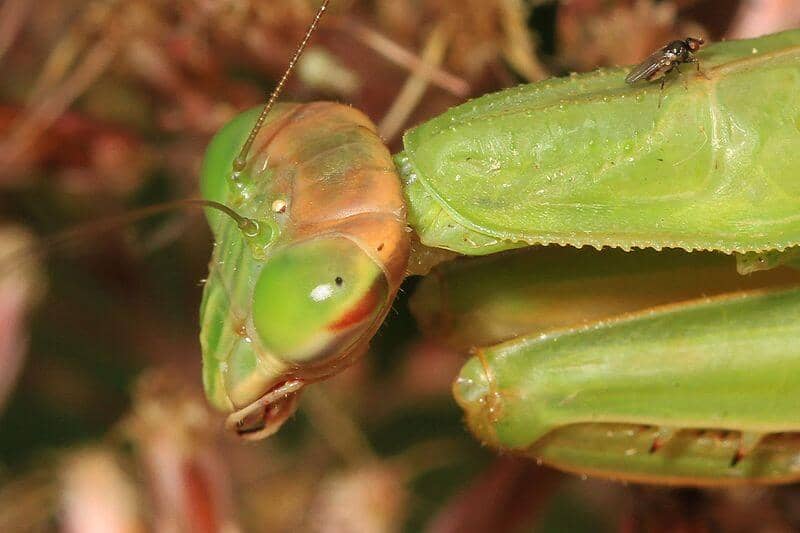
[1,2,332,276]
[0,199,259,278]
[0,2,337,276]
[231,0,332,173]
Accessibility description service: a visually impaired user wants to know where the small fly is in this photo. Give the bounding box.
[625,37,705,86]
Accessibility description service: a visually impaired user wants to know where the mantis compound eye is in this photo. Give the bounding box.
[251,236,389,367]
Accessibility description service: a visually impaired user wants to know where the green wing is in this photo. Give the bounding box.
[399,30,800,255]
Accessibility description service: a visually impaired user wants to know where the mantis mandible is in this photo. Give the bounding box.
[198,0,800,486]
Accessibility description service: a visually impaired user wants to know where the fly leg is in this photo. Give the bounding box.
[653,63,679,108]
[657,76,667,108]
[677,64,689,91]
[656,71,672,108]
[690,57,710,80]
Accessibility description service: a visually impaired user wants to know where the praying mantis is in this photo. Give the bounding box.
[192,1,800,486]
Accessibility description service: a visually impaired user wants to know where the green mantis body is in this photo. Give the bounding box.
[199,28,800,484]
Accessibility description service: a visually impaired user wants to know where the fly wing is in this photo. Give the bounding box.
[625,49,671,84]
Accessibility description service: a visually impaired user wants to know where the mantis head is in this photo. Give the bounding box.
[199,0,408,439]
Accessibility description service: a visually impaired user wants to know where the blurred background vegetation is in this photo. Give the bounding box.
[1,0,800,531]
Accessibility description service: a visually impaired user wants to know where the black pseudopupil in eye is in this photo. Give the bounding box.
[335,277,343,286]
